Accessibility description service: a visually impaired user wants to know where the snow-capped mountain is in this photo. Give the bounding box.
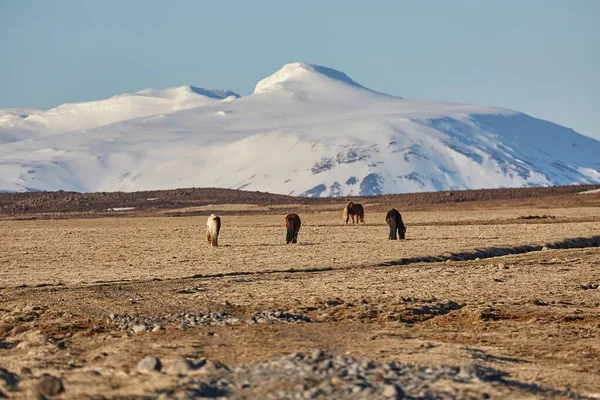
[1,62,599,196]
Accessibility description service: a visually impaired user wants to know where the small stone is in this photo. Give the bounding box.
[194,359,228,375]
[166,357,194,375]
[318,359,333,371]
[132,324,147,333]
[137,356,161,373]
[457,364,478,381]
[330,376,343,386]
[351,384,364,393]
[382,384,403,398]
[0,322,14,336]
[38,374,64,397]
[151,324,162,332]
[311,349,324,361]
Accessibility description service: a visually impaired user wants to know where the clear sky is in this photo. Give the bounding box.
[1,0,599,139]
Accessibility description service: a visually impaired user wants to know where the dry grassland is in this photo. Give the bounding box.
[0,198,599,399]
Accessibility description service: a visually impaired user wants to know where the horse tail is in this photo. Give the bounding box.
[286,216,296,244]
[207,214,220,247]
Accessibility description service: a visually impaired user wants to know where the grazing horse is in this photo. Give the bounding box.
[285,213,301,244]
[206,214,221,247]
[343,201,365,224]
[385,209,406,240]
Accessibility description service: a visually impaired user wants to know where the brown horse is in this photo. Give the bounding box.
[285,213,301,244]
[206,214,221,247]
[343,201,365,224]
[385,209,406,240]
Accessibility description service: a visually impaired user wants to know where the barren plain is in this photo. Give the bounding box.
[1,186,599,399]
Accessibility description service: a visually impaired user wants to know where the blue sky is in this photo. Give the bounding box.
[1,0,599,139]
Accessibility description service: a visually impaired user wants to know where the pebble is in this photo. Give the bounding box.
[166,357,194,376]
[132,324,147,333]
[137,356,162,373]
[38,374,64,397]
[382,383,404,398]
[195,359,229,376]
[311,349,324,361]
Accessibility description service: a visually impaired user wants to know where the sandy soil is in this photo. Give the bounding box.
[1,199,599,399]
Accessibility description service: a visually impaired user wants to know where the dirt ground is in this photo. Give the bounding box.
[1,194,600,399]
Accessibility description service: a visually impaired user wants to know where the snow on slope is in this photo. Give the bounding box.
[0,86,239,143]
[1,62,599,195]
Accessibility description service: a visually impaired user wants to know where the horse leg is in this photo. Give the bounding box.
[293,230,298,244]
[206,230,211,245]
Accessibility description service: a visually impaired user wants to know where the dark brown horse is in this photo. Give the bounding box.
[385,209,406,240]
[343,201,364,224]
[285,213,301,244]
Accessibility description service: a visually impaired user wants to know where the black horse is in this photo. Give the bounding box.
[385,209,406,240]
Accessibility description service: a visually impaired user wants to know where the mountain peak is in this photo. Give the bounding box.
[253,62,369,94]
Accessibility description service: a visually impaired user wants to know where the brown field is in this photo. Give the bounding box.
[1,187,600,399]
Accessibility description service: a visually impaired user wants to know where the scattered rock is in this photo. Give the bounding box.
[195,360,229,376]
[110,309,308,333]
[38,374,63,397]
[137,356,162,373]
[250,310,311,324]
[166,357,194,376]
[311,349,325,361]
[135,350,591,399]
[579,283,599,290]
[0,323,14,337]
[382,383,404,398]
[132,324,147,333]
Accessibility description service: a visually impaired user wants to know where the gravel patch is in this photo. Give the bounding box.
[108,310,311,333]
[149,351,589,399]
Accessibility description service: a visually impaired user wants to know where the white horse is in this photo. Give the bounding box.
[206,214,221,247]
